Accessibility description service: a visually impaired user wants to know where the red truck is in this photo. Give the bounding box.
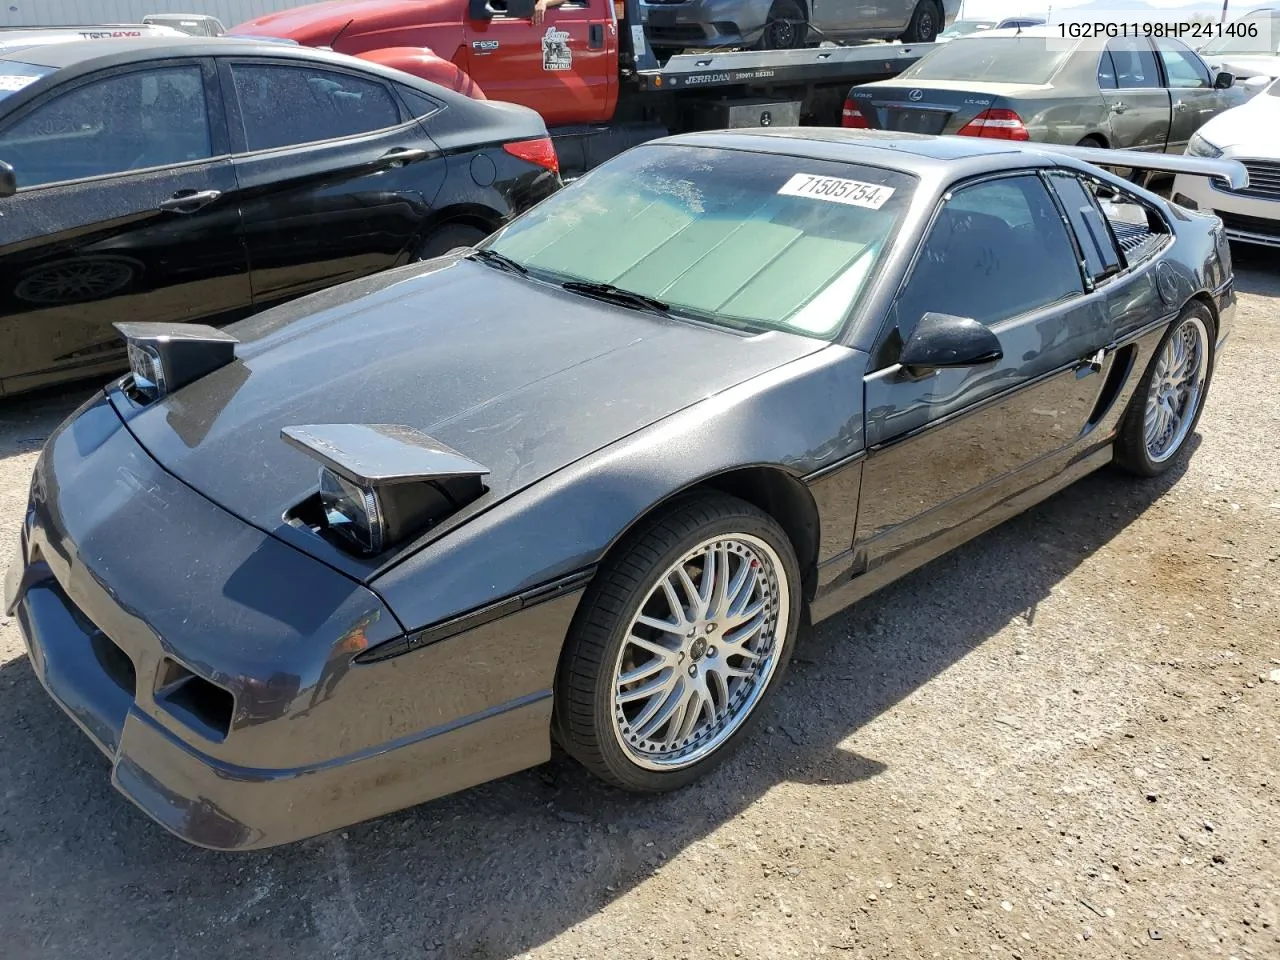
[230,0,935,174]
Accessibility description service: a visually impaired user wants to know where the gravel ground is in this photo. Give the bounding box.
[0,249,1276,960]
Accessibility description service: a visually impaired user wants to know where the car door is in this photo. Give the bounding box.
[1153,37,1226,152]
[464,0,614,126]
[221,58,448,309]
[0,59,249,396]
[1099,38,1172,151]
[854,173,1116,569]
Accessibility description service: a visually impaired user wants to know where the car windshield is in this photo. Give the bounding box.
[483,144,914,340]
[1202,10,1280,54]
[903,36,1072,83]
[0,61,54,101]
[940,19,996,37]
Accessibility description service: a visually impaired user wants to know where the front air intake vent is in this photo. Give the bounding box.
[155,658,234,741]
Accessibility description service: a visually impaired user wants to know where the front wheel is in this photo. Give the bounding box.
[1114,301,1216,477]
[900,0,941,43]
[555,493,801,792]
[756,0,808,50]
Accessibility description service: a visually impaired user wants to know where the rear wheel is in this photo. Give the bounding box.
[414,223,488,261]
[555,493,801,792]
[900,0,941,43]
[757,0,808,50]
[1114,301,1215,477]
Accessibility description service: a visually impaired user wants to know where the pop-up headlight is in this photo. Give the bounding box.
[114,322,238,402]
[281,424,490,557]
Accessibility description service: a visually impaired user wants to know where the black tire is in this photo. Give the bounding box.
[415,223,488,261]
[555,492,802,793]
[756,0,808,50]
[1114,300,1216,477]
[900,0,941,43]
[1075,135,1105,147]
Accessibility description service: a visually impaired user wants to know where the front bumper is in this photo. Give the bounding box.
[1172,171,1280,248]
[5,393,563,850]
[639,0,765,46]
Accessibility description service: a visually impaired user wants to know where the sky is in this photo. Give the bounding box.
[956,0,1271,17]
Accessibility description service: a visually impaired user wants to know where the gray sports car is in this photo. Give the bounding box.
[5,129,1244,850]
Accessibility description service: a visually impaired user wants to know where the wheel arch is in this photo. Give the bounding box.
[639,467,822,603]
[408,203,505,257]
[1188,290,1219,333]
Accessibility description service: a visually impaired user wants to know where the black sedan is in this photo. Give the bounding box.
[4,129,1243,850]
[0,37,560,397]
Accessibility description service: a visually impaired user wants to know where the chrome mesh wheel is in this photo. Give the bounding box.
[1144,314,1210,463]
[610,534,789,771]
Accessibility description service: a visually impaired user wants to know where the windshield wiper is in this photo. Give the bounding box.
[467,248,527,275]
[561,280,669,314]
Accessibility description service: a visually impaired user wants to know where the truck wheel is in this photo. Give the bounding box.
[415,223,488,261]
[900,0,941,42]
[757,0,808,50]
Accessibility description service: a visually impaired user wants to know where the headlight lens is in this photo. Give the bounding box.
[126,341,166,399]
[1186,133,1223,158]
[318,468,384,555]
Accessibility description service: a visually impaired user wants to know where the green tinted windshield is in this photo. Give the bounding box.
[0,61,54,102]
[903,36,1072,83]
[485,144,914,339]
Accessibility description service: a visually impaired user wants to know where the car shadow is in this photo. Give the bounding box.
[0,441,1198,960]
[0,382,97,464]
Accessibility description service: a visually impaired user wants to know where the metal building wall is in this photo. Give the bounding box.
[0,0,322,28]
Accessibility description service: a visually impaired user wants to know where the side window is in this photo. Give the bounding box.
[1097,50,1118,89]
[1154,38,1212,88]
[395,84,443,120]
[1087,179,1171,264]
[0,65,210,189]
[230,64,402,152]
[1106,38,1161,89]
[892,175,1084,342]
[1046,172,1122,285]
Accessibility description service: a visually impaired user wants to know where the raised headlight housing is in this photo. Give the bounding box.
[1186,133,1224,159]
[115,322,238,403]
[282,424,490,557]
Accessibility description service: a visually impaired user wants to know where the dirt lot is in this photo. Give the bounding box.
[0,250,1276,960]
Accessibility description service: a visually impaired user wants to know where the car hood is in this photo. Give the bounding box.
[229,0,443,45]
[119,259,825,558]
[1205,53,1280,80]
[1199,91,1280,154]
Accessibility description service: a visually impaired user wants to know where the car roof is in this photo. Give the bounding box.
[0,35,348,69]
[655,128,1102,190]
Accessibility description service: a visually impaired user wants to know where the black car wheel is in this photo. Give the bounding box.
[14,256,139,305]
[757,0,808,50]
[901,0,941,42]
[555,492,801,792]
[1114,300,1216,477]
[415,223,489,261]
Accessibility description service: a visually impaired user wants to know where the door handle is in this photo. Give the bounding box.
[1173,99,1188,111]
[379,147,430,168]
[1078,345,1116,375]
[588,23,605,49]
[158,189,221,214]
[1110,100,1127,114]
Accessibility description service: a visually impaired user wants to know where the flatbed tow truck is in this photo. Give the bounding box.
[231,0,938,175]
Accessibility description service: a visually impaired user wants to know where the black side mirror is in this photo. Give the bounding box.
[1214,70,1235,89]
[0,161,15,199]
[900,312,1003,374]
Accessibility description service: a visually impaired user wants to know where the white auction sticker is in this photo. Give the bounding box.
[778,173,895,209]
[0,75,38,92]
